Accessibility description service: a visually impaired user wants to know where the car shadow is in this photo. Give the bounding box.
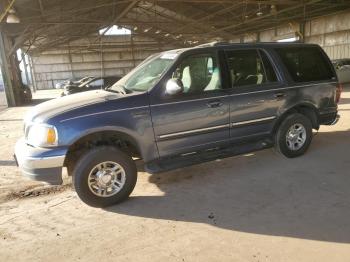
[105,129,350,243]
[0,160,16,166]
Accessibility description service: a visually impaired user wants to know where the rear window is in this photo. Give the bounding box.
[275,46,335,83]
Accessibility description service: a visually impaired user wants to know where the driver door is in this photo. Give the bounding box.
[149,51,230,158]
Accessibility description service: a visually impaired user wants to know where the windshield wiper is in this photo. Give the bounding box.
[107,84,131,95]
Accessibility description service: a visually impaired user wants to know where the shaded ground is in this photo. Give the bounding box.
[0,88,350,262]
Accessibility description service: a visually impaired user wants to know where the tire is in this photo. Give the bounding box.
[275,113,313,158]
[73,146,137,207]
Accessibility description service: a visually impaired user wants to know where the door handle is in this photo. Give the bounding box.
[131,110,149,118]
[207,101,223,108]
[274,92,286,99]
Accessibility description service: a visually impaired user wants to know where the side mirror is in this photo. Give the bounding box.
[165,78,183,95]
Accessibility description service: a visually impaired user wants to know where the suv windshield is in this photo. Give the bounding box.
[109,53,177,93]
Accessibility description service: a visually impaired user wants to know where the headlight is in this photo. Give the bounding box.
[26,123,58,147]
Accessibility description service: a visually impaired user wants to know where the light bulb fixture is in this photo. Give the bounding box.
[270,4,277,15]
[133,26,138,31]
[165,33,170,37]
[6,9,20,23]
[155,30,161,34]
[144,27,152,32]
[256,4,263,16]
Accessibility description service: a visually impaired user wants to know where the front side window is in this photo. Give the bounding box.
[225,49,277,88]
[171,54,221,94]
[275,46,335,82]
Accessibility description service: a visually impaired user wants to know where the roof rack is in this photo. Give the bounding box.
[196,41,230,47]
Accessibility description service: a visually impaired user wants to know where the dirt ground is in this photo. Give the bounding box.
[1,88,350,262]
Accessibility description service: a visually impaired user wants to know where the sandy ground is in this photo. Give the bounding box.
[0,88,350,262]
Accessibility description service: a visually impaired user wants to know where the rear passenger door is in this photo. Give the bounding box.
[224,49,285,142]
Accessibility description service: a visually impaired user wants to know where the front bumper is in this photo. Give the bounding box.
[14,138,66,185]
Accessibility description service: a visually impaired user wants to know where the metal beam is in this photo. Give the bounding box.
[99,0,139,37]
[169,2,242,35]
[204,0,323,36]
[38,0,45,16]
[0,0,16,23]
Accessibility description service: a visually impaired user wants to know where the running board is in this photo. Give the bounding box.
[145,139,273,174]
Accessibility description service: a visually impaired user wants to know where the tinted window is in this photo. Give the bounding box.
[225,49,276,88]
[275,46,335,82]
[171,54,221,93]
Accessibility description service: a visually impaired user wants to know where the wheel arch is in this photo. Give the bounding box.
[273,102,319,134]
[64,128,142,175]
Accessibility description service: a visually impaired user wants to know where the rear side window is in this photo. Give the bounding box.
[275,47,335,82]
[225,49,277,88]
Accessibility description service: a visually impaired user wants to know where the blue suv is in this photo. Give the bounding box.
[15,42,341,207]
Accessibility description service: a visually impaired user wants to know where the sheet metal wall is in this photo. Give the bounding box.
[305,11,350,59]
[31,35,174,90]
[248,11,350,60]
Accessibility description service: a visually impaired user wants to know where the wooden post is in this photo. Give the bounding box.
[131,34,136,68]
[0,32,15,106]
[68,43,74,79]
[21,49,30,86]
[28,55,37,92]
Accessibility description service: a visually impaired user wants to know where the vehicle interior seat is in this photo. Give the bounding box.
[204,68,220,91]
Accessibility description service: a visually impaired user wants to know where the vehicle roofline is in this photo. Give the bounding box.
[161,42,322,55]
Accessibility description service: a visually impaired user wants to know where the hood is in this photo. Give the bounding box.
[25,90,120,123]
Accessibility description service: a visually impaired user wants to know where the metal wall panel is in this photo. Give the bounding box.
[31,35,174,90]
[305,11,350,60]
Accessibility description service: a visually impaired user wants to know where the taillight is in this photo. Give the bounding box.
[336,83,343,104]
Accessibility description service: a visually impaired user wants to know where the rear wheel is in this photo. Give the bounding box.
[275,113,313,158]
[73,146,137,207]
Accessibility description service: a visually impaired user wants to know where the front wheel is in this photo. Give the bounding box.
[73,146,137,207]
[275,113,313,158]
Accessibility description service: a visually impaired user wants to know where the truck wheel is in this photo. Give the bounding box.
[275,113,313,158]
[73,146,137,207]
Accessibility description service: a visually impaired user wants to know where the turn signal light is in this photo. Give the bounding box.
[47,128,57,144]
[336,83,343,104]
